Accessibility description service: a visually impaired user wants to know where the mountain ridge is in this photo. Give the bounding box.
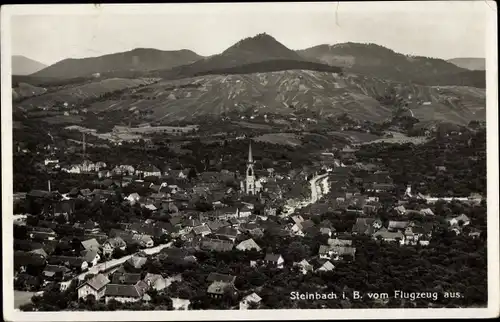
[447,58,485,71]
[12,55,47,75]
[296,43,484,87]
[31,48,203,78]
[150,33,323,79]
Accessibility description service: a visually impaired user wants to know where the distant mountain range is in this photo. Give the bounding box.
[31,48,203,78]
[151,33,339,79]
[13,33,486,126]
[25,34,485,89]
[12,56,47,75]
[447,58,485,71]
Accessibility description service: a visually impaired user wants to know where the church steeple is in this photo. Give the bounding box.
[248,141,254,163]
[245,140,256,195]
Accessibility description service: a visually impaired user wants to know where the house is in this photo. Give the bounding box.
[239,292,262,310]
[49,256,89,271]
[112,165,135,176]
[42,265,71,280]
[388,221,410,232]
[264,253,284,268]
[192,225,212,237]
[81,238,101,253]
[419,239,430,246]
[293,259,313,275]
[102,237,127,257]
[239,206,253,218]
[81,249,101,266]
[207,273,236,284]
[468,228,482,239]
[126,193,141,205]
[404,226,420,245]
[111,272,142,285]
[318,245,333,260]
[315,260,335,272]
[132,234,154,248]
[328,238,353,247]
[214,227,239,241]
[236,238,261,252]
[394,205,406,216]
[143,273,167,291]
[200,238,234,252]
[29,248,48,259]
[104,283,151,303]
[291,215,305,225]
[126,255,148,269]
[364,183,395,193]
[290,219,315,237]
[352,218,382,235]
[420,208,435,216]
[373,228,405,245]
[216,207,240,220]
[264,206,277,217]
[54,200,76,217]
[447,214,471,226]
[207,281,234,298]
[136,164,162,178]
[29,227,57,241]
[330,246,356,260]
[77,273,110,300]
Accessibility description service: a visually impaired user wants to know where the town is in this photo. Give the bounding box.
[13,119,487,310]
[7,4,490,314]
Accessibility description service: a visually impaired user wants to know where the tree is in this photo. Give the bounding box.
[284,241,310,263]
[188,168,197,181]
[55,214,66,225]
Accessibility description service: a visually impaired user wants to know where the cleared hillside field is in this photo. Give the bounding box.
[328,131,381,143]
[41,115,85,125]
[361,131,430,145]
[15,78,159,109]
[16,70,486,126]
[253,133,302,146]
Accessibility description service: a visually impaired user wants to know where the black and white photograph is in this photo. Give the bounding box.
[1,2,499,320]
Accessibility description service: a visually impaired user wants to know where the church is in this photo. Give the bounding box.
[240,142,262,195]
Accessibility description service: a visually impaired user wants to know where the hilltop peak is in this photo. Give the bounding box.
[222,33,303,61]
[32,48,203,78]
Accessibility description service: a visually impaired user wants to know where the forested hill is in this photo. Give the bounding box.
[297,43,484,88]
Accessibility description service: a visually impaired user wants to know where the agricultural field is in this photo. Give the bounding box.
[361,131,430,145]
[40,115,85,125]
[253,132,302,146]
[328,130,382,144]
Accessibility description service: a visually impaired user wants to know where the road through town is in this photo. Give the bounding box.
[77,241,173,280]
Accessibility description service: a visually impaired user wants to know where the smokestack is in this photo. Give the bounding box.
[48,180,51,192]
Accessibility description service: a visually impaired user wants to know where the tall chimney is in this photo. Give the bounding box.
[48,180,51,192]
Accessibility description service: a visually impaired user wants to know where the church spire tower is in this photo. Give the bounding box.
[248,142,253,163]
[245,140,256,195]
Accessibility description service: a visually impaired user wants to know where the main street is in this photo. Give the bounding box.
[309,173,330,204]
[77,241,173,280]
[283,173,330,216]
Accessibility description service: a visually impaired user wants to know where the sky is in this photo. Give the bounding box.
[7,1,494,66]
